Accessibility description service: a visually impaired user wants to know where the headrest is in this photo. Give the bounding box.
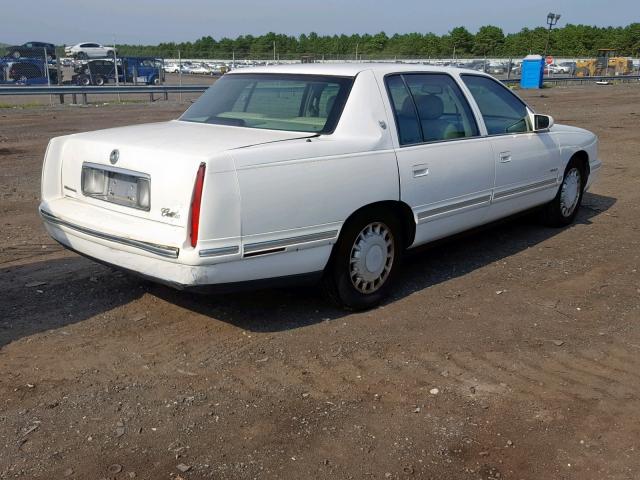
[325,95,336,114]
[400,94,444,120]
[414,94,444,120]
[401,95,416,116]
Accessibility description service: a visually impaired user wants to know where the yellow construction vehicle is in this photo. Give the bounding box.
[576,49,633,77]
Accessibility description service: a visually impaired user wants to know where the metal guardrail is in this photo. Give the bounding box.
[0,84,210,104]
[502,74,640,85]
[0,85,210,94]
[0,75,638,104]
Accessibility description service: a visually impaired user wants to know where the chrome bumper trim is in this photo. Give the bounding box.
[244,230,339,255]
[40,209,180,259]
[199,245,240,258]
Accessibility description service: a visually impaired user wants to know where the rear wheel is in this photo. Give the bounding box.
[541,160,585,227]
[324,209,402,310]
[94,75,106,86]
[77,74,91,86]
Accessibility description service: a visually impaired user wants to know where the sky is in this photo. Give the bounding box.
[2,0,639,45]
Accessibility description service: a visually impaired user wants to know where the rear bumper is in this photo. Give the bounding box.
[41,209,179,258]
[40,206,331,289]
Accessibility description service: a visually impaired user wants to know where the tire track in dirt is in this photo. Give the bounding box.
[444,346,640,407]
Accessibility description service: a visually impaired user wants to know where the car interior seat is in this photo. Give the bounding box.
[412,94,461,141]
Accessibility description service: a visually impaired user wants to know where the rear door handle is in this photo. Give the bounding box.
[499,151,512,163]
[412,165,429,177]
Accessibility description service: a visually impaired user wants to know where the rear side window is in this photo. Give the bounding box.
[386,73,479,145]
[461,75,531,135]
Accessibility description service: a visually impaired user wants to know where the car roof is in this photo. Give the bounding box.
[226,62,484,77]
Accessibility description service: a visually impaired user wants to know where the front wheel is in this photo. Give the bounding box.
[324,210,402,310]
[541,161,585,227]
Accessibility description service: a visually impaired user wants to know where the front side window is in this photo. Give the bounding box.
[386,73,479,146]
[461,75,531,135]
[181,74,353,133]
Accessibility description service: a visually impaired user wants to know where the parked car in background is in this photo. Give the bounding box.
[5,41,56,60]
[163,63,180,73]
[486,62,507,75]
[545,64,568,74]
[39,64,601,309]
[72,57,163,86]
[558,61,577,75]
[188,63,211,75]
[72,59,115,86]
[0,58,58,84]
[65,43,115,60]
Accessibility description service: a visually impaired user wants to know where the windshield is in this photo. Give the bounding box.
[180,73,354,134]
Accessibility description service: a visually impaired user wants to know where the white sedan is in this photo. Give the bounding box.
[64,43,115,60]
[40,64,601,309]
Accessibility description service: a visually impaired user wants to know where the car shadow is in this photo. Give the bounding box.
[0,192,616,346]
[155,191,616,331]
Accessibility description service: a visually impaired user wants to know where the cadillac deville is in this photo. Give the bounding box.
[40,64,601,309]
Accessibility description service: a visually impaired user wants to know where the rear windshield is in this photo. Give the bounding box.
[180,73,354,134]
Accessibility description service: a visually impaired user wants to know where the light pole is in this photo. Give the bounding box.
[544,12,561,56]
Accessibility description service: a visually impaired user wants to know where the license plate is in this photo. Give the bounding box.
[81,163,150,211]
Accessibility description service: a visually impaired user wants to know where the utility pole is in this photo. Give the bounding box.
[544,12,561,56]
[113,37,121,103]
[178,50,182,102]
[355,43,359,62]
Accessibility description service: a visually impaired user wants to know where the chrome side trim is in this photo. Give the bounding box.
[493,178,557,200]
[199,246,240,258]
[417,194,492,222]
[40,209,179,259]
[244,230,339,255]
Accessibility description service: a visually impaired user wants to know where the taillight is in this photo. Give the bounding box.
[190,163,206,248]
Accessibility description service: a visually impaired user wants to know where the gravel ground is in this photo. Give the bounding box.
[1,84,639,479]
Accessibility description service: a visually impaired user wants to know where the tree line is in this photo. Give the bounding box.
[113,23,640,59]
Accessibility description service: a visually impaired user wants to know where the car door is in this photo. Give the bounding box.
[460,74,561,220]
[83,43,100,58]
[381,72,495,247]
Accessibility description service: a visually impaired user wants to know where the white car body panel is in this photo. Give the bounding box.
[65,43,113,58]
[40,63,601,290]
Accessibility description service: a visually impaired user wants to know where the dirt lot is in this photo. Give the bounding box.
[1,84,639,479]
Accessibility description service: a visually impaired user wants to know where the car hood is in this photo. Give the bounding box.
[66,120,313,158]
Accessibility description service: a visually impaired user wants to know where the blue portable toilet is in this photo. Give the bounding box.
[520,54,544,89]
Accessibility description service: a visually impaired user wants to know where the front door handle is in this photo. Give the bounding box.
[499,151,512,163]
[412,165,429,177]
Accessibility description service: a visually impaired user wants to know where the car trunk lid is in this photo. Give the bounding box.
[60,120,309,228]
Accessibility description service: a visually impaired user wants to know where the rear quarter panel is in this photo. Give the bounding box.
[229,69,399,252]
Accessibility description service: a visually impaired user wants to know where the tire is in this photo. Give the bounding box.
[324,209,403,310]
[94,75,105,86]
[540,160,586,227]
[77,52,88,60]
[151,76,160,85]
[77,74,90,86]
[106,50,114,58]
[11,50,21,59]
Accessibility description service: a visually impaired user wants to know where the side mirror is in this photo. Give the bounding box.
[534,114,554,131]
